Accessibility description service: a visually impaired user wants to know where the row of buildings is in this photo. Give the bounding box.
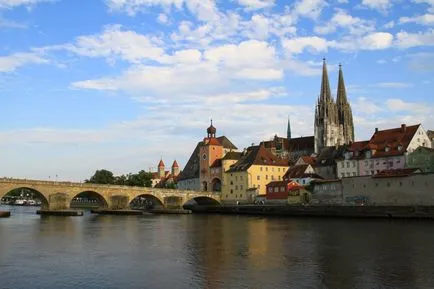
[151,59,434,205]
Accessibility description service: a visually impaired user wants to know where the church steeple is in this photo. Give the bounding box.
[320,58,332,103]
[287,117,292,140]
[336,64,355,144]
[336,64,347,106]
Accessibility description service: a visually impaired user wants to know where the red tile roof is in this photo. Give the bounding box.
[227,144,289,172]
[158,159,165,168]
[283,164,310,179]
[373,168,420,178]
[300,156,316,166]
[172,160,179,168]
[204,137,222,146]
[369,124,419,157]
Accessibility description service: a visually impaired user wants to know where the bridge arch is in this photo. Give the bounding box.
[186,196,221,206]
[70,190,109,209]
[129,194,164,210]
[0,186,49,209]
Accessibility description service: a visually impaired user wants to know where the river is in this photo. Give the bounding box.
[1,205,434,289]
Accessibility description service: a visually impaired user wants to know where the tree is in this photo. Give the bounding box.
[87,169,115,184]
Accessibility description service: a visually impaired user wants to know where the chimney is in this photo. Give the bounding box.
[375,128,378,133]
[401,124,406,133]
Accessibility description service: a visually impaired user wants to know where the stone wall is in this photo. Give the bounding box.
[342,173,434,206]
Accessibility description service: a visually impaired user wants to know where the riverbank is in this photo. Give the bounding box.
[0,210,11,218]
[186,205,434,219]
[36,210,84,216]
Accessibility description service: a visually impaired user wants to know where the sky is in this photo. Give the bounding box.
[0,0,433,182]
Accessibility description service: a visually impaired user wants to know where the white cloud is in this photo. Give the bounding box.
[157,13,169,24]
[0,52,48,72]
[282,36,328,54]
[0,17,26,28]
[314,9,375,35]
[331,32,394,51]
[361,0,392,13]
[237,0,275,11]
[107,0,221,22]
[374,82,414,88]
[0,0,51,9]
[63,25,166,64]
[383,20,395,29]
[292,0,327,19]
[395,29,434,48]
[400,14,434,26]
[413,0,434,13]
[386,98,430,114]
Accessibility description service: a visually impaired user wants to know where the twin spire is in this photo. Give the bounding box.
[320,58,348,106]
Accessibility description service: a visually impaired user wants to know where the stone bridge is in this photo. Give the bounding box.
[0,178,220,210]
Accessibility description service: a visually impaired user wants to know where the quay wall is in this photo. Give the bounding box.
[342,173,434,206]
[187,205,434,219]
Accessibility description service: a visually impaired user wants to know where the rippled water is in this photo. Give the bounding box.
[1,205,434,289]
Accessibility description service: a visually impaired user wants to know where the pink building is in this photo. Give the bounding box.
[337,124,432,178]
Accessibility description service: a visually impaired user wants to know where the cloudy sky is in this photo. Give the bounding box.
[0,0,433,181]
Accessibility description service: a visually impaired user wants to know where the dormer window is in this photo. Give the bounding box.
[385,146,390,152]
[365,151,371,158]
[398,145,403,151]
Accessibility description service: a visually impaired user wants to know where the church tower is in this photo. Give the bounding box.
[157,159,165,178]
[314,59,340,153]
[287,117,292,140]
[336,64,354,145]
[314,59,355,153]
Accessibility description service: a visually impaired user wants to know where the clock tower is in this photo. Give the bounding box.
[199,120,223,191]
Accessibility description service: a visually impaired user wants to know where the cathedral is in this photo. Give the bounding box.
[314,59,354,153]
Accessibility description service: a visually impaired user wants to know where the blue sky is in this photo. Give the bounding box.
[0,0,433,181]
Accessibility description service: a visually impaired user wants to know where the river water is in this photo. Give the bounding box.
[1,205,434,289]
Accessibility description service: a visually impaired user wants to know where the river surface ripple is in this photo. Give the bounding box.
[1,205,434,289]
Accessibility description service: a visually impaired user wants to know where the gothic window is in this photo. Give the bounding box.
[202,153,207,160]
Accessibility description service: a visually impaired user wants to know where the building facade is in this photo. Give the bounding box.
[336,124,432,178]
[407,146,434,173]
[314,60,354,153]
[223,144,289,203]
[176,123,238,191]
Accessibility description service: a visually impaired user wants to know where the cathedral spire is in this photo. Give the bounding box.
[336,64,348,106]
[320,58,332,103]
[287,117,292,140]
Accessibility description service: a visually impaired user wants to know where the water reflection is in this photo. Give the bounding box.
[1,207,434,289]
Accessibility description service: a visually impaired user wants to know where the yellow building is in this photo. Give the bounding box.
[222,144,289,204]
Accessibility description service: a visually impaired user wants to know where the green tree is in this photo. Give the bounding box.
[87,169,115,184]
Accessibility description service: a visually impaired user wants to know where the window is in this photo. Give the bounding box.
[280,186,285,192]
[352,172,356,176]
[202,153,207,160]
[240,185,243,190]
[341,173,345,178]
[272,167,274,172]
[235,176,238,181]
[346,162,350,168]
[266,167,268,171]
[230,189,233,194]
[268,187,273,193]
[364,161,368,166]
[341,162,345,168]
[352,161,356,168]
[257,176,260,180]
[240,176,243,180]
[260,167,263,171]
[230,181,233,185]
[271,175,274,180]
[266,175,268,180]
[274,187,279,193]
